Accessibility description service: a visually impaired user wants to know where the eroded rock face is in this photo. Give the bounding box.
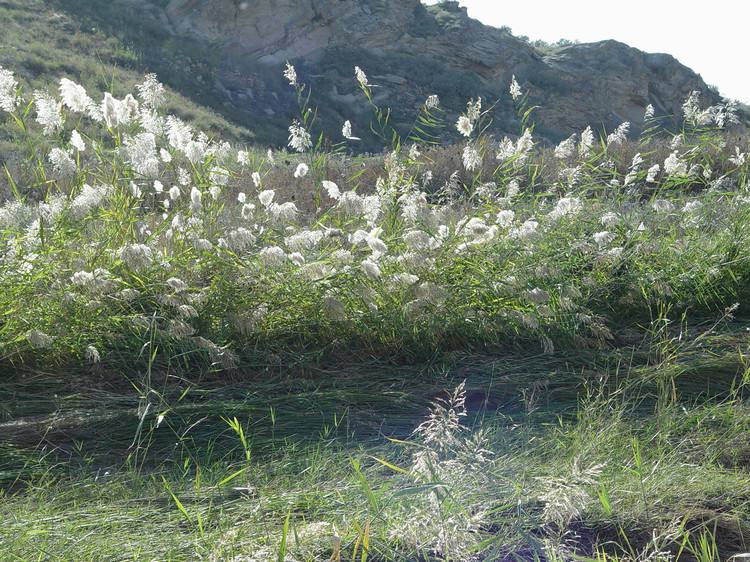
[165,0,423,64]
[536,41,711,133]
[158,0,719,143]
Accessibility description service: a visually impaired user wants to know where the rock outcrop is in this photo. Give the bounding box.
[147,0,721,144]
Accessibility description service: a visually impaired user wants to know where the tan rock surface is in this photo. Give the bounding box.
[149,0,720,142]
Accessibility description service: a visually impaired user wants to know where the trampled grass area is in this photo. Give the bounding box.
[0,61,749,560]
[2,333,750,561]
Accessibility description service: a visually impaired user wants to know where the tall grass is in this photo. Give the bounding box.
[0,63,748,376]
[1,60,750,561]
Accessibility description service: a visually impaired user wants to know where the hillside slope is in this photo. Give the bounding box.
[0,0,725,150]
[161,0,720,142]
[0,0,254,143]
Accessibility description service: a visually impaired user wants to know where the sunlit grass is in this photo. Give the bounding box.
[0,58,749,561]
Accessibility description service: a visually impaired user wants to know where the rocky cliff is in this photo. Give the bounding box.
[119,0,722,145]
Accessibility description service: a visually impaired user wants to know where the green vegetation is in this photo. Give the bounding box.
[1,46,750,561]
[2,339,750,560]
[0,0,253,147]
